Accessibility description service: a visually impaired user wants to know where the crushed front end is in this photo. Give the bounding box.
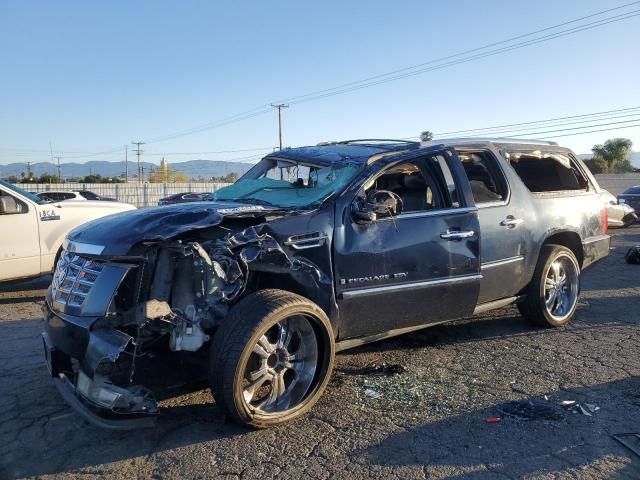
[42,220,329,429]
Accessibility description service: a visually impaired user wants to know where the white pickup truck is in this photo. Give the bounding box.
[0,179,135,282]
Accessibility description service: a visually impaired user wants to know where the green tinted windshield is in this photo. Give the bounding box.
[0,179,49,205]
[214,159,360,208]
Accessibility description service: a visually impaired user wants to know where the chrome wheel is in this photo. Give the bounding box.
[543,254,579,320]
[241,315,318,414]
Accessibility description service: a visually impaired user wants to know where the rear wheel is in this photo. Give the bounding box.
[518,245,581,327]
[210,289,334,428]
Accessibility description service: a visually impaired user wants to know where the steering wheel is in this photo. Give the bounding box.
[366,189,403,216]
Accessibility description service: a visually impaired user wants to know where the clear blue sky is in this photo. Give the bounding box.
[1,0,639,165]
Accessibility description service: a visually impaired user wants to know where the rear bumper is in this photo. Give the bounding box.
[582,234,611,270]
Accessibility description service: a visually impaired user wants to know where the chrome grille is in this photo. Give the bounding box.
[51,249,105,307]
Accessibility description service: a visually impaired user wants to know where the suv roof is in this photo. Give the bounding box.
[265,137,564,167]
[266,140,420,165]
[422,137,559,147]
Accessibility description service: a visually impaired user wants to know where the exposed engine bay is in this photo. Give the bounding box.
[45,217,329,422]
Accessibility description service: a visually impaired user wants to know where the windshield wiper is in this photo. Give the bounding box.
[229,198,277,207]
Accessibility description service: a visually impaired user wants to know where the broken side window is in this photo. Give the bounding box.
[507,150,589,193]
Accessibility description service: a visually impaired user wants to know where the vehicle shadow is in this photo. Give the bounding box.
[0,276,51,294]
[355,377,640,478]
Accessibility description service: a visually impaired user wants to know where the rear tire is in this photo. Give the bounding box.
[209,289,335,428]
[518,245,580,328]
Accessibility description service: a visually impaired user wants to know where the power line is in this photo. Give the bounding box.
[131,142,145,183]
[134,2,640,144]
[6,3,640,157]
[496,118,640,138]
[544,123,640,138]
[432,106,640,136]
[271,104,289,151]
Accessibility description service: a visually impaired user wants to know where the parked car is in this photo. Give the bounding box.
[0,179,136,282]
[35,190,117,202]
[158,192,214,205]
[618,185,640,213]
[42,138,610,430]
[601,189,637,228]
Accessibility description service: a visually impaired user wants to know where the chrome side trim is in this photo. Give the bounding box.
[63,239,105,255]
[341,274,482,299]
[284,233,328,250]
[335,318,455,352]
[480,255,524,270]
[376,206,478,222]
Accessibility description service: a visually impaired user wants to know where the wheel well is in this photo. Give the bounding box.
[542,231,584,267]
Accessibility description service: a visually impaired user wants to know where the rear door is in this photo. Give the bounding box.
[457,148,530,304]
[333,147,481,340]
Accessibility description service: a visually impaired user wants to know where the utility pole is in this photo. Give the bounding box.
[54,156,63,183]
[270,103,289,151]
[124,145,128,183]
[131,141,145,183]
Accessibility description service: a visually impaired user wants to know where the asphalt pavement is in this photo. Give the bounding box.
[1,227,639,479]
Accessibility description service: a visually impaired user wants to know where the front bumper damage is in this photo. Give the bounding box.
[43,308,158,429]
[42,224,331,429]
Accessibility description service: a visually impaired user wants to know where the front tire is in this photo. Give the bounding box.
[518,245,581,327]
[210,289,335,428]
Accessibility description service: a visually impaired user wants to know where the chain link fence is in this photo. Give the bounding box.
[27,183,231,208]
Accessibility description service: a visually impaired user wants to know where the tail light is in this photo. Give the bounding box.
[602,205,608,235]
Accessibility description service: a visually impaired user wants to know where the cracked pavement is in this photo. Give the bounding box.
[1,226,640,479]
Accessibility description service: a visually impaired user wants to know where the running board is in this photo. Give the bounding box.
[473,295,523,315]
[336,295,524,352]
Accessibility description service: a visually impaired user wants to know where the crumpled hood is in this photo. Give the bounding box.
[67,201,276,256]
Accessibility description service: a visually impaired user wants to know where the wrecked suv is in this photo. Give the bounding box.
[42,138,610,429]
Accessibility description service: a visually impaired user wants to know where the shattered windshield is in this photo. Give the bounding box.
[214,157,360,208]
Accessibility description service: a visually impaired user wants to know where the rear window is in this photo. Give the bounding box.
[507,150,589,193]
[622,186,640,195]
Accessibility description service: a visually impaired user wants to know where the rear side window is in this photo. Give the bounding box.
[459,151,507,204]
[507,150,588,193]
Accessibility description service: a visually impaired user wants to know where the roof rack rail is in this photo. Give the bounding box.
[336,139,420,145]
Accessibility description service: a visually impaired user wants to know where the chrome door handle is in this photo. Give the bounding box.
[500,216,523,228]
[440,230,475,240]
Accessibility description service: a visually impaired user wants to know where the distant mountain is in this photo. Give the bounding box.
[0,159,255,180]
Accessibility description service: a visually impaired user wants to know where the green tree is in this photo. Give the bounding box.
[583,158,609,174]
[420,131,434,142]
[37,173,60,184]
[591,138,633,173]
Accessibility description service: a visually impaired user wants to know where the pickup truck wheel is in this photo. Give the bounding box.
[518,245,580,327]
[209,289,334,428]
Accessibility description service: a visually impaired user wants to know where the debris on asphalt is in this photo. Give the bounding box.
[497,399,563,421]
[584,403,600,413]
[364,389,382,400]
[625,245,640,264]
[612,433,640,458]
[342,363,406,376]
[560,400,600,416]
[485,417,502,424]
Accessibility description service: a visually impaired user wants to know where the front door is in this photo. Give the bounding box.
[333,148,481,340]
[0,188,40,281]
